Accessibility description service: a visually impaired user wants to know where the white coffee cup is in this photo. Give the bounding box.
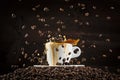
[45,42,81,66]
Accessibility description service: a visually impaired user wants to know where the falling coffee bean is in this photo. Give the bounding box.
[62,58,66,63]
[56,48,59,51]
[68,52,71,55]
[74,48,79,54]
[67,57,69,60]
[59,57,61,60]
[61,45,64,48]
[63,62,69,65]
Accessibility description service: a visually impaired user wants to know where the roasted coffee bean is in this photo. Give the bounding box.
[62,58,66,63]
[59,57,61,60]
[61,45,64,48]
[67,57,69,60]
[63,62,69,65]
[74,48,79,54]
[56,48,59,51]
[68,52,71,55]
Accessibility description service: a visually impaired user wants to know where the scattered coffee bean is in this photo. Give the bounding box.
[67,57,69,60]
[61,45,64,48]
[62,58,66,63]
[11,13,16,18]
[56,48,59,51]
[68,52,71,55]
[74,48,79,54]
[59,57,61,60]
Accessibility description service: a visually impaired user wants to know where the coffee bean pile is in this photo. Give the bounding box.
[0,66,119,80]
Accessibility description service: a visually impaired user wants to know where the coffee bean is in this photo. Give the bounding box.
[77,61,81,65]
[62,58,66,63]
[67,57,69,60]
[61,45,64,48]
[56,48,59,51]
[63,62,69,65]
[74,48,79,54]
[68,52,71,55]
[59,57,61,60]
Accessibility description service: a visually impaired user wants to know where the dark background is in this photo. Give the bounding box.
[0,0,120,75]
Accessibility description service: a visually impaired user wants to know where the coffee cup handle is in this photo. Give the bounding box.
[71,46,81,58]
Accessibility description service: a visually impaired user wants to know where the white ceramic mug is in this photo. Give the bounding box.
[45,42,81,66]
